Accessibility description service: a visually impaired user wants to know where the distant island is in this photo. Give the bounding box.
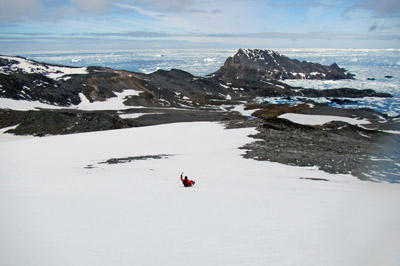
[212,48,355,81]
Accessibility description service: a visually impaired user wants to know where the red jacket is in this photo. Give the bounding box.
[181,175,194,187]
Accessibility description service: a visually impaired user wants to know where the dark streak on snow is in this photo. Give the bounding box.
[299,177,330,182]
[99,154,175,165]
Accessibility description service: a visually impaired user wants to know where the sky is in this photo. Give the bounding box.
[0,0,399,52]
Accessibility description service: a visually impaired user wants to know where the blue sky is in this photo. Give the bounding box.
[0,0,399,52]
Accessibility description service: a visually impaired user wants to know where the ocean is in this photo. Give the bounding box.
[19,48,400,117]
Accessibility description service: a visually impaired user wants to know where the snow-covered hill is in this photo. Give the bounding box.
[1,122,399,266]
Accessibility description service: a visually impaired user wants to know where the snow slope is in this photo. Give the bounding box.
[0,122,399,266]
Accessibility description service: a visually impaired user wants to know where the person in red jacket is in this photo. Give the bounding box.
[180,173,195,187]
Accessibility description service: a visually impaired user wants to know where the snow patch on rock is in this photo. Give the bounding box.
[0,55,88,80]
[279,113,371,126]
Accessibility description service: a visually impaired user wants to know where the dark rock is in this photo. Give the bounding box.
[0,73,81,105]
[0,109,135,136]
[299,88,392,98]
[226,102,400,183]
[330,98,358,105]
[232,111,400,183]
[0,107,242,136]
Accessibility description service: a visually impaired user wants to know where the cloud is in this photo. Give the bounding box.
[2,32,55,36]
[131,0,198,13]
[369,24,379,32]
[113,1,267,34]
[0,0,41,22]
[268,1,332,8]
[1,0,398,51]
[64,29,400,42]
[82,30,172,38]
[127,0,229,14]
[69,0,116,13]
[202,31,400,41]
[351,0,400,17]
[367,22,400,33]
[0,0,135,22]
[0,0,228,23]
[114,3,164,18]
[2,29,398,45]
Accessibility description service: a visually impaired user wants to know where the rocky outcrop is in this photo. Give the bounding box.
[211,48,355,82]
[240,115,400,182]
[0,109,135,136]
[0,107,243,136]
[227,103,400,182]
[297,87,392,98]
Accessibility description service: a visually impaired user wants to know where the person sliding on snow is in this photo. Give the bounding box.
[180,173,195,187]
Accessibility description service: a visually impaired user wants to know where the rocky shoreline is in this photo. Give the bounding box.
[221,103,400,183]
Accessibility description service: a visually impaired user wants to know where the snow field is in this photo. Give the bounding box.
[76,90,142,111]
[0,122,399,266]
[0,97,66,111]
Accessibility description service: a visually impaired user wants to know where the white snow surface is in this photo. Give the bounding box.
[232,104,256,117]
[1,122,399,266]
[0,97,65,111]
[279,113,371,126]
[0,90,143,111]
[76,90,142,111]
[118,112,162,119]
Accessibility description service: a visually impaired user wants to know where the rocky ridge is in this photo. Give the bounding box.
[0,53,389,109]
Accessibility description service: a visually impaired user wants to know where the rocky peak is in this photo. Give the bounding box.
[237,48,284,63]
[212,48,354,82]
